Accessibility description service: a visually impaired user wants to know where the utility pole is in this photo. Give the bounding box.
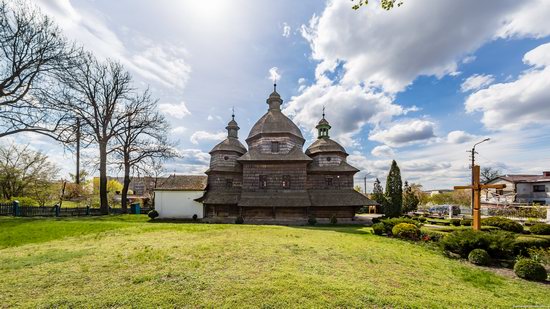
[363,172,371,195]
[75,117,81,185]
[467,138,490,214]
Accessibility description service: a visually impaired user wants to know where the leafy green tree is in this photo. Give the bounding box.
[352,0,403,10]
[0,143,59,199]
[402,181,419,213]
[370,178,386,206]
[384,160,403,217]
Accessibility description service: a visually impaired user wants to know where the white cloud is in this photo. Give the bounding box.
[447,131,476,144]
[189,131,226,144]
[158,102,191,119]
[496,0,550,39]
[460,74,495,92]
[269,67,281,83]
[462,55,477,64]
[300,0,527,94]
[284,80,404,147]
[36,0,191,89]
[371,145,394,157]
[171,126,187,134]
[465,43,550,130]
[282,22,291,38]
[368,120,436,147]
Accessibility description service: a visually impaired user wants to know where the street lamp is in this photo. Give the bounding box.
[469,138,490,213]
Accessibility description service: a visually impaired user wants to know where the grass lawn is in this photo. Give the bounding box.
[0,216,548,308]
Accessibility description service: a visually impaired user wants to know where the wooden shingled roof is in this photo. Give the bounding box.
[155,175,207,191]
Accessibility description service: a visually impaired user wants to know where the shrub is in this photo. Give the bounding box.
[235,216,244,224]
[527,247,550,266]
[468,249,490,265]
[440,230,516,258]
[481,217,523,233]
[450,219,461,226]
[420,229,444,242]
[392,223,420,240]
[147,210,159,220]
[192,214,198,221]
[372,216,385,224]
[513,236,550,256]
[11,196,39,207]
[308,216,317,226]
[513,258,547,281]
[530,223,550,235]
[461,219,472,226]
[330,215,338,225]
[372,223,385,235]
[381,217,419,235]
[418,216,427,223]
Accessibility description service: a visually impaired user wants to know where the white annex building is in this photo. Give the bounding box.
[153,175,207,219]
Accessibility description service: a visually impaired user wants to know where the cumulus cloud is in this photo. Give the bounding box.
[189,131,226,144]
[284,79,404,147]
[465,42,550,130]
[282,22,291,38]
[36,0,191,89]
[371,145,395,157]
[462,55,476,64]
[158,102,191,119]
[496,0,550,39]
[461,74,495,92]
[300,0,527,93]
[447,130,476,144]
[368,120,436,147]
[269,67,281,83]
[171,126,187,134]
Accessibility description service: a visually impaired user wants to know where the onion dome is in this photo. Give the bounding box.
[247,84,304,142]
[210,113,247,154]
[305,112,347,156]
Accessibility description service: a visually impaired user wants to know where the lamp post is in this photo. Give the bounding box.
[469,138,490,214]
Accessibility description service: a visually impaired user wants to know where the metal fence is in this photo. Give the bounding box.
[0,201,152,217]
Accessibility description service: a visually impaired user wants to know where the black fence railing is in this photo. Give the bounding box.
[0,201,152,217]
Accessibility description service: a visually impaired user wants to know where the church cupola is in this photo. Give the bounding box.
[316,108,331,139]
[226,110,240,138]
[266,83,282,111]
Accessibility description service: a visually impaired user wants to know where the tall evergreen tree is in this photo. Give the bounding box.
[384,160,403,217]
[402,181,419,213]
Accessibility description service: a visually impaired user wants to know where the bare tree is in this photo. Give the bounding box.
[54,54,132,214]
[112,90,178,212]
[481,167,501,184]
[0,0,78,140]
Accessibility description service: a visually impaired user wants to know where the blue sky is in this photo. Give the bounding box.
[9,0,550,190]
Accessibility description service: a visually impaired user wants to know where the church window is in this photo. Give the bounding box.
[282,175,291,189]
[259,175,268,189]
[225,178,233,188]
[326,157,331,162]
[325,177,333,187]
[224,155,229,160]
[271,141,280,153]
[534,185,546,192]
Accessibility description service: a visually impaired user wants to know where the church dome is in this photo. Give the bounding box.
[247,110,304,141]
[305,138,347,156]
[247,86,304,142]
[210,138,247,154]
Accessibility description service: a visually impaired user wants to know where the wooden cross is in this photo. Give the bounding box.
[454,165,506,230]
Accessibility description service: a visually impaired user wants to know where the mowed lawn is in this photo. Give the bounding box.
[0,216,548,308]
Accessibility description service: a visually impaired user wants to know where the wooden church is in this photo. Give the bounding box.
[196,86,376,222]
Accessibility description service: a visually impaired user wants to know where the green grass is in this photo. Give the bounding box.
[0,216,548,308]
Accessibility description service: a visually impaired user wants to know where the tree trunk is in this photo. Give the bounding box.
[121,161,130,213]
[99,142,109,214]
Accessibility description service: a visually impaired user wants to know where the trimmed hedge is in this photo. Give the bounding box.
[514,258,547,281]
[513,236,550,256]
[461,219,472,226]
[440,230,516,258]
[420,229,444,242]
[468,249,490,266]
[380,217,420,235]
[450,219,461,226]
[392,223,420,240]
[147,210,159,220]
[530,223,550,235]
[481,217,523,233]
